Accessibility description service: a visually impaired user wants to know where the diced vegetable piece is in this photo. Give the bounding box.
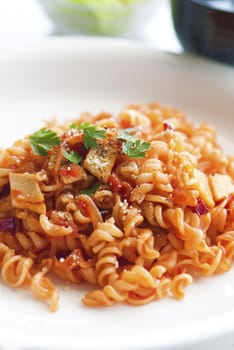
[83,143,117,183]
[189,198,209,216]
[59,164,88,184]
[209,174,234,202]
[194,169,214,208]
[9,173,46,214]
[109,174,132,202]
[0,217,15,233]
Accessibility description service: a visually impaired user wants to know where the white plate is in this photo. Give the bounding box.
[0,38,234,350]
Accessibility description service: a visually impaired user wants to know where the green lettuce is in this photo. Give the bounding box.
[42,0,142,35]
[68,0,138,5]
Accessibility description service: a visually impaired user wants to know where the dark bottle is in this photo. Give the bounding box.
[170,0,234,65]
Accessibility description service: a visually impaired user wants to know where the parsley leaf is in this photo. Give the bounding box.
[80,184,99,196]
[29,128,61,156]
[122,140,150,158]
[63,150,82,164]
[77,122,106,149]
[117,128,137,142]
[69,122,106,148]
[69,123,78,130]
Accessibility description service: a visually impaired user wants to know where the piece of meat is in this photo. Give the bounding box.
[194,169,214,208]
[9,173,46,214]
[209,174,234,202]
[83,143,117,183]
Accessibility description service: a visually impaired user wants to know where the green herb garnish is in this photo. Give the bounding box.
[118,128,150,158]
[80,184,100,196]
[29,128,61,156]
[63,150,82,164]
[70,122,106,149]
[122,139,150,158]
[69,122,78,129]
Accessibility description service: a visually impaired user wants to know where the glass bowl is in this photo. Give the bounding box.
[38,0,162,37]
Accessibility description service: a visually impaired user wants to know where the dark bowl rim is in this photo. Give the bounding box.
[190,0,234,15]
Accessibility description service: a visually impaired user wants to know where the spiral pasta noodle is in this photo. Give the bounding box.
[0,101,233,311]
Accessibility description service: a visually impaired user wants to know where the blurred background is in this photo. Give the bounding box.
[1,0,234,65]
[0,0,181,51]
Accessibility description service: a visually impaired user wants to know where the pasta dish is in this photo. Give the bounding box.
[0,102,233,311]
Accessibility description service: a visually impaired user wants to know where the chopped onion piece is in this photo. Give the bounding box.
[189,198,209,216]
[0,217,15,233]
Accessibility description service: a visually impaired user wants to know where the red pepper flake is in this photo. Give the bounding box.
[163,121,174,131]
[189,198,209,216]
[108,174,132,202]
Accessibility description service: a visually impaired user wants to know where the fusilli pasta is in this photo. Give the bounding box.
[0,101,233,310]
